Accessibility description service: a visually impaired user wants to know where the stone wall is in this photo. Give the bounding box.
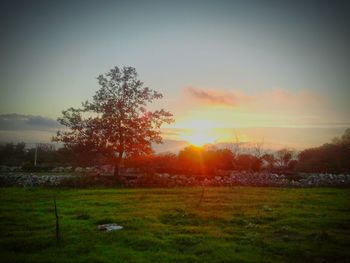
[123,172,350,187]
[1,171,349,187]
[0,173,73,187]
[0,165,115,174]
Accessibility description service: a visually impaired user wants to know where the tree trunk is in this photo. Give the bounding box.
[114,163,120,177]
[114,156,122,178]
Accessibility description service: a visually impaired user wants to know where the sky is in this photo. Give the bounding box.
[0,0,349,151]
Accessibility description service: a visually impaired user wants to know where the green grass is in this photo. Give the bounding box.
[0,187,349,263]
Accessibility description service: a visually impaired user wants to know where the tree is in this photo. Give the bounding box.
[341,128,350,145]
[332,128,350,146]
[276,148,294,168]
[235,154,262,172]
[262,153,275,171]
[297,128,350,173]
[178,146,235,175]
[124,152,178,174]
[0,142,26,166]
[178,146,205,175]
[53,66,174,177]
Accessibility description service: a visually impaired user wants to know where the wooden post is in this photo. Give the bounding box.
[54,199,60,242]
[34,144,38,166]
[196,183,205,207]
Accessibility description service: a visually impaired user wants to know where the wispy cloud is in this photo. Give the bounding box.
[185,86,238,107]
[184,86,322,112]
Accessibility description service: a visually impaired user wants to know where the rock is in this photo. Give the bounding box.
[52,167,65,173]
[97,223,123,232]
[85,167,94,173]
[125,168,140,173]
[159,173,170,178]
[100,165,114,174]
[9,167,20,172]
[214,176,222,181]
[75,167,83,173]
[64,166,72,172]
[262,205,272,211]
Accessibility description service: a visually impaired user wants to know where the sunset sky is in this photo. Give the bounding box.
[0,0,349,151]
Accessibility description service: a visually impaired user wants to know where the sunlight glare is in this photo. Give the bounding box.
[179,119,219,146]
[182,133,216,146]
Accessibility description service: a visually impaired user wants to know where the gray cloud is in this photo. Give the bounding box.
[0,114,62,131]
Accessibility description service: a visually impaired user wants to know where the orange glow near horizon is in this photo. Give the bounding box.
[182,133,216,146]
[178,119,220,146]
[170,107,251,144]
[166,115,255,147]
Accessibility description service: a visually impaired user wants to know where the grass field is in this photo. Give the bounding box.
[0,187,349,263]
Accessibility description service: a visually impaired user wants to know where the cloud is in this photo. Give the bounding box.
[185,86,238,107]
[184,86,322,113]
[0,114,65,143]
[0,114,62,131]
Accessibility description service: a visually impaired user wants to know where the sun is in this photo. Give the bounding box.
[182,133,216,146]
[179,119,219,146]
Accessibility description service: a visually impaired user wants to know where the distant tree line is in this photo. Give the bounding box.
[0,143,69,171]
[124,145,297,175]
[1,129,349,174]
[0,142,114,171]
[296,128,350,173]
